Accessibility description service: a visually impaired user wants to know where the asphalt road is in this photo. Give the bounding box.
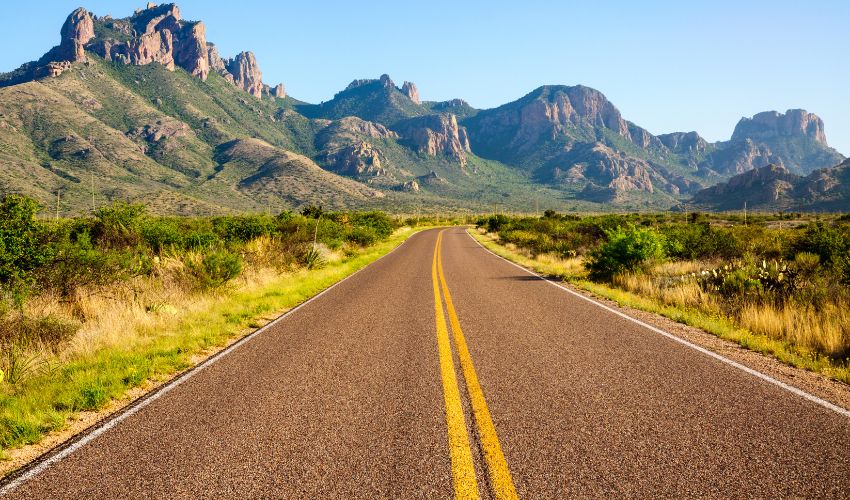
[4,227,849,498]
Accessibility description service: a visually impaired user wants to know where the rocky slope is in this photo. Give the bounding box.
[689,159,850,211]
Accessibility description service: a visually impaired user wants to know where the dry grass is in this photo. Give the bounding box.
[740,303,850,359]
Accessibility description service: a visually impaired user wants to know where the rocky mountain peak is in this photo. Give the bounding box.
[658,131,709,154]
[402,81,420,104]
[732,109,828,145]
[379,74,395,89]
[226,51,263,98]
[59,8,95,62]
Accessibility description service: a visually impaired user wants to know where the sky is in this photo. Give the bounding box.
[2,1,848,155]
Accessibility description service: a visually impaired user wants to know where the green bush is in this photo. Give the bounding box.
[350,212,394,239]
[586,225,666,280]
[185,249,243,289]
[140,218,183,252]
[212,215,276,243]
[92,202,146,249]
[794,222,849,264]
[347,226,378,247]
[0,195,52,301]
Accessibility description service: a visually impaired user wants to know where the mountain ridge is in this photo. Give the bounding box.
[0,3,845,214]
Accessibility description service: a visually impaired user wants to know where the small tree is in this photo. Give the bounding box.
[0,195,52,303]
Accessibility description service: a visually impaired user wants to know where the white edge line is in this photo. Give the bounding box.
[465,229,850,419]
[0,229,428,495]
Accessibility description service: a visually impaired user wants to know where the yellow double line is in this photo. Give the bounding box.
[432,230,518,500]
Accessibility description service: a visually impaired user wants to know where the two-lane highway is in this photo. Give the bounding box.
[3,227,849,498]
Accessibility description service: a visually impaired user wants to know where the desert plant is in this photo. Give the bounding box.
[184,249,243,289]
[0,195,52,303]
[586,225,666,280]
[302,246,326,270]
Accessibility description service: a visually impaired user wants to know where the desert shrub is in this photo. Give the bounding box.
[184,249,243,289]
[350,212,394,239]
[140,218,183,252]
[478,214,511,232]
[301,246,325,270]
[586,225,666,280]
[0,195,52,302]
[794,222,849,264]
[347,226,378,247]
[661,223,741,260]
[212,215,276,243]
[183,230,218,250]
[92,202,145,248]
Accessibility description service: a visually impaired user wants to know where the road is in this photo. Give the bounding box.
[3,227,849,498]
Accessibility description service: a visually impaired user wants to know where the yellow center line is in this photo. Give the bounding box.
[432,231,480,499]
[437,230,519,500]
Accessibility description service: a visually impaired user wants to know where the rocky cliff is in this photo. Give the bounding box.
[0,3,277,100]
[393,114,471,167]
[732,109,827,145]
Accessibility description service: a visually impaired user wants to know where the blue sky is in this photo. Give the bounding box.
[2,1,848,154]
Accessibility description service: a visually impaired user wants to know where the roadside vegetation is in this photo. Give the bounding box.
[0,194,455,457]
[474,210,850,383]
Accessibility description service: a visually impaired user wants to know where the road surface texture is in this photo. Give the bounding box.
[3,227,849,498]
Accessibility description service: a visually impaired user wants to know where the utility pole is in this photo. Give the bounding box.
[535,197,539,217]
[55,190,61,220]
[91,172,95,213]
[743,201,747,226]
[313,214,321,246]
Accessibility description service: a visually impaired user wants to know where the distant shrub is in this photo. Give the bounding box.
[586,225,666,280]
[140,218,183,252]
[300,205,324,219]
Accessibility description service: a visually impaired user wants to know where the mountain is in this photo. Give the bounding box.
[688,159,850,211]
[0,4,846,214]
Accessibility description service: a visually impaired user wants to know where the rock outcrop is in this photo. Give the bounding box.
[658,131,710,154]
[691,164,800,208]
[225,52,263,98]
[547,142,655,200]
[701,138,780,175]
[402,81,420,104]
[0,4,276,99]
[325,141,387,177]
[393,114,471,166]
[58,8,95,62]
[732,109,828,145]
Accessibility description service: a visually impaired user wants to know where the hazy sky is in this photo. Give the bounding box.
[2,1,847,154]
